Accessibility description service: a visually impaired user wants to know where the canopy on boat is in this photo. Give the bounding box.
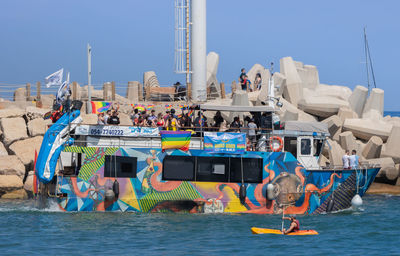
[198,105,274,112]
[284,121,329,134]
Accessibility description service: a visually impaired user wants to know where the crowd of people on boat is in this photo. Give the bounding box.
[95,101,281,150]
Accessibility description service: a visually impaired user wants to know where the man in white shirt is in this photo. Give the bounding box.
[342,150,350,169]
[349,150,360,169]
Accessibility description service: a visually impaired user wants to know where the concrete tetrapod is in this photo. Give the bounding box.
[348,85,368,117]
[343,118,392,141]
[280,57,303,107]
[362,136,383,159]
[381,125,400,163]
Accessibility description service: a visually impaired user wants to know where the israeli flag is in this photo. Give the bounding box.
[56,72,70,104]
[45,68,63,88]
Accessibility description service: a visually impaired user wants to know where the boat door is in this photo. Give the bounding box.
[296,136,319,169]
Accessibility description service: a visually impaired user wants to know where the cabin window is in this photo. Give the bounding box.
[162,155,195,181]
[230,157,263,183]
[104,155,137,178]
[284,137,297,158]
[162,156,263,183]
[196,157,229,182]
[300,139,311,155]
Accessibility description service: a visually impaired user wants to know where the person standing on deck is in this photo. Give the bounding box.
[349,150,360,169]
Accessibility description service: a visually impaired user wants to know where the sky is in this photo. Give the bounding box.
[0,0,399,110]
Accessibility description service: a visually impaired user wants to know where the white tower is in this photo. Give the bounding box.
[191,0,207,101]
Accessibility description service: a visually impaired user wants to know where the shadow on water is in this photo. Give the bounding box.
[0,195,399,255]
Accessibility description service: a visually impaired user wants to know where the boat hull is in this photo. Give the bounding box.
[43,147,379,214]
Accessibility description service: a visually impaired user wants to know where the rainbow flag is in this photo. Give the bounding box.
[187,109,194,117]
[91,101,111,114]
[179,104,188,111]
[131,104,146,112]
[43,111,52,120]
[160,131,191,152]
[165,104,172,111]
[146,104,155,111]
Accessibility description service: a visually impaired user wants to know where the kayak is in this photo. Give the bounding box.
[251,227,318,235]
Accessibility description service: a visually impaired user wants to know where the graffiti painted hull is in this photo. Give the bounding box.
[52,147,379,214]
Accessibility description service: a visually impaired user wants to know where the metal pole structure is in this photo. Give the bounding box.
[363,28,370,93]
[191,0,207,102]
[185,0,190,87]
[87,43,92,114]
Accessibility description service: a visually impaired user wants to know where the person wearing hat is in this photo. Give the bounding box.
[282,215,300,234]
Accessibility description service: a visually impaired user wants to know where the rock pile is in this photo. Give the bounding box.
[248,57,400,186]
[0,107,51,199]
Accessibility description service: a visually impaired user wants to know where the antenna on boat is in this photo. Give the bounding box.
[363,27,377,93]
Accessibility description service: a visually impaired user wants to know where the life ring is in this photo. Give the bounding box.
[269,136,283,152]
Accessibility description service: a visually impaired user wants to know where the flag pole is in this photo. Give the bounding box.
[87,43,92,114]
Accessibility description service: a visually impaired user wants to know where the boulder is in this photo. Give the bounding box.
[126,81,141,103]
[297,65,319,90]
[24,173,34,193]
[327,139,344,168]
[81,114,98,125]
[277,98,317,122]
[362,88,384,120]
[348,85,368,117]
[337,107,358,124]
[119,113,132,126]
[338,131,358,151]
[9,136,43,167]
[281,109,299,122]
[322,115,342,138]
[343,118,392,141]
[229,91,251,121]
[40,94,56,108]
[362,136,383,159]
[368,158,399,184]
[0,108,24,118]
[315,84,353,101]
[0,155,25,177]
[298,95,350,118]
[143,71,160,88]
[0,142,8,156]
[0,175,23,193]
[280,57,302,107]
[0,117,28,145]
[318,154,330,168]
[103,82,113,101]
[27,118,47,136]
[25,106,51,120]
[273,72,286,96]
[206,52,220,99]
[14,87,26,102]
[1,189,28,199]
[381,125,400,163]
[247,63,266,91]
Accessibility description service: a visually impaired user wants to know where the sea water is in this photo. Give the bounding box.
[0,195,399,255]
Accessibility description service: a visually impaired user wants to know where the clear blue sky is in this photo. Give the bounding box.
[0,0,399,110]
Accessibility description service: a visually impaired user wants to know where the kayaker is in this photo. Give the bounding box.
[282,215,300,234]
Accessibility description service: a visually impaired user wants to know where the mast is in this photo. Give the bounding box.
[364,27,377,93]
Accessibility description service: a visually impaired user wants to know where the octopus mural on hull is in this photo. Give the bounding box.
[55,147,377,214]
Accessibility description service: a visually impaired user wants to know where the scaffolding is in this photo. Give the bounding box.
[174,0,191,86]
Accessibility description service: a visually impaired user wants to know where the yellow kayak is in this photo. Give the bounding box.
[251,227,318,235]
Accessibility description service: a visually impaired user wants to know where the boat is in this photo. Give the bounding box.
[251,227,318,235]
[34,101,380,213]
